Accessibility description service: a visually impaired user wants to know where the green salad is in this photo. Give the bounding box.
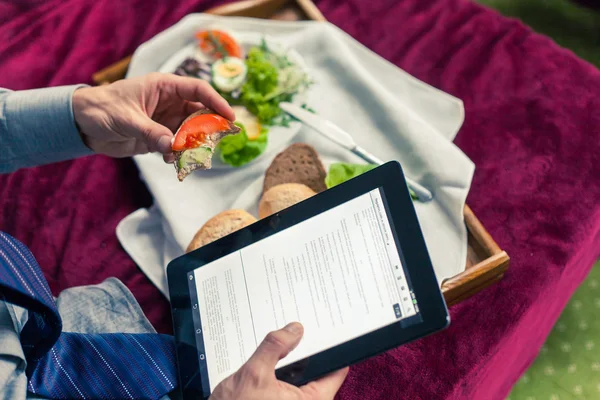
[240,42,312,125]
[177,32,312,167]
[326,163,417,200]
[218,123,268,167]
[216,42,311,166]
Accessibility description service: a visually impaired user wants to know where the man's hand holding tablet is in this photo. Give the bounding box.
[168,161,450,399]
[211,322,348,400]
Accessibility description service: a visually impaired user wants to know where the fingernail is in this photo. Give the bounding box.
[284,322,303,335]
[157,136,172,153]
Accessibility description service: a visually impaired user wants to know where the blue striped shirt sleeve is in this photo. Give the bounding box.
[0,85,94,174]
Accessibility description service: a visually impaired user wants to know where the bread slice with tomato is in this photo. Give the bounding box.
[172,109,240,181]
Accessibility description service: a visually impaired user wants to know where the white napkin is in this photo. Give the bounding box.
[116,14,474,299]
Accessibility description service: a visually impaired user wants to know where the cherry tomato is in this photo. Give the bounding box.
[195,30,243,59]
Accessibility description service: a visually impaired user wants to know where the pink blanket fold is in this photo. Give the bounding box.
[1,0,599,398]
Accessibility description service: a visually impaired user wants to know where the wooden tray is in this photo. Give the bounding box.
[91,0,510,307]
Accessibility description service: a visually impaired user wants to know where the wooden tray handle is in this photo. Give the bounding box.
[92,56,132,86]
[209,0,286,18]
[442,251,509,306]
[441,205,510,306]
[463,204,501,255]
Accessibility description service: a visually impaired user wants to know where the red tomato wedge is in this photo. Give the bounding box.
[195,30,242,59]
[172,113,232,151]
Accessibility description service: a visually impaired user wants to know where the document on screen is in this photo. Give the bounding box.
[189,188,417,391]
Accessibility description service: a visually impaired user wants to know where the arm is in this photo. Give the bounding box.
[0,73,235,175]
[0,86,93,174]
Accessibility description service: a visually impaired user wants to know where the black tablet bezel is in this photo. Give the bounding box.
[167,161,449,399]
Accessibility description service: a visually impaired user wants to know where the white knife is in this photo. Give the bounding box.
[279,102,433,202]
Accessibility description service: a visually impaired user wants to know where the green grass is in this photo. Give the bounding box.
[507,263,600,399]
[476,0,600,68]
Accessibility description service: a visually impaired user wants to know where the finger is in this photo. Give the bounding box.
[131,118,173,155]
[300,367,349,400]
[184,101,206,116]
[162,74,235,121]
[245,322,304,372]
[132,139,151,156]
[163,153,175,164]
[157,101,206,133]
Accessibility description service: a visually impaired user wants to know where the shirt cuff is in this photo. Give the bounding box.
[1,85,94,172]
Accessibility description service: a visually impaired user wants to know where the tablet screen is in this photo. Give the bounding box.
[186,187,422,392]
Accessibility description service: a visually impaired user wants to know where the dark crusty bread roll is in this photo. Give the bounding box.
[262,143,327,194]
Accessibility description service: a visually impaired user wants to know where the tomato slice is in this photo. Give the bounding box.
[195,30,242,59]
[172,113,232,151]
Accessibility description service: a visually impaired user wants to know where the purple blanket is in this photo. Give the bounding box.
[1,0,600,398]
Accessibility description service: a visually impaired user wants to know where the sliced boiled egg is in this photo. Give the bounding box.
[233,105,262,140]
[211,57,247,93]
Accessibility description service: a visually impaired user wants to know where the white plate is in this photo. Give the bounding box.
[230,156,338,218]
[158,32,310,169]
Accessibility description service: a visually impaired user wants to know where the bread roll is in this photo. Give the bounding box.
[259,183,316,219]
[186,209,256,253]
[263,143,327,194]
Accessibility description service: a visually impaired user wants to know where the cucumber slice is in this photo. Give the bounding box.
[177,147,213,170]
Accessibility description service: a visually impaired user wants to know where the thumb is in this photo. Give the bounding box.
[245,322,304,372]
[133,118,173,154]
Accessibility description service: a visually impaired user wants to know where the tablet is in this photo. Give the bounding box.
[167,161,449,399]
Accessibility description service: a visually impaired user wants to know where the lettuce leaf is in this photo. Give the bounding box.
[240,45,312,126]
[240,48,281,124]
[325,163,378,188]
[217,123,269,167]
[325,163,417,200]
